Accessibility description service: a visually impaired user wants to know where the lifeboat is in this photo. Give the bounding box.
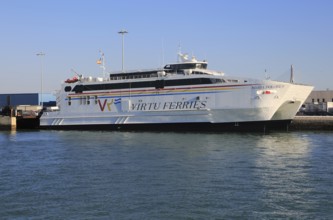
[65,76,79,83]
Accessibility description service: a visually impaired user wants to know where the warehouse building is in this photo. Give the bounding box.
[0,93,39,107]
[305,90,333,103]
[303,90,333,115]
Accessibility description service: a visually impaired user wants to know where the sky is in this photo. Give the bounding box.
[0,0,332,94]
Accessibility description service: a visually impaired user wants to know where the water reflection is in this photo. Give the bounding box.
[0,130,18,143]
[253,133,315,217]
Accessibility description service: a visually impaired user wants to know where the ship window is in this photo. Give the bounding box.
[68,97,71,106]
[95,96,98,104]
[65,86,72,92]
[177,70,185,75]
[155,80,165,89]
[72,77,219,92]
[87,96,90,105]
[192,71,205,75]
[74,85,83,93]
[210,78,223,84]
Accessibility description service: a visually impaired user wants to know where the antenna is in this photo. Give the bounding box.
[265,69,270,79]
[290,65,294,83]
[71,68,82,78]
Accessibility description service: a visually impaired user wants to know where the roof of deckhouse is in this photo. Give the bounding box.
[109,61,208,79]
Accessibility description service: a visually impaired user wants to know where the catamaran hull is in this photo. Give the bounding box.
[40,105,297,131]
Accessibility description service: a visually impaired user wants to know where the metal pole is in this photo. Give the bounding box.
[290,64,294,83]
[118,30,128,72]
[36,52,45,107]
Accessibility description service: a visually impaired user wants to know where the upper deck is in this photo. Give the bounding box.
[108,58,217,81]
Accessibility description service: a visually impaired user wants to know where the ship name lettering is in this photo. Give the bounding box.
[252,85,285,89]
[100,99,207,112]
[132,100,207,111]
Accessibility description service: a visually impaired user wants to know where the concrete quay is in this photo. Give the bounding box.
[290,116,333,131]
[0,116,16,130]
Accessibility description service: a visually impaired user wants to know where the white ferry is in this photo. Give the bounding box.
[40,53,313,131]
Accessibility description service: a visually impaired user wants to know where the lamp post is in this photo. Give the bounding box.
[118,29,128,72]
[36,52,45,107]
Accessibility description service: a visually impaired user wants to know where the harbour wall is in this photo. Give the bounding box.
[289,116,333,131]
[0,116,16,130]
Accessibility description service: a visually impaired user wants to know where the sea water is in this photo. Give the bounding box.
[0,130,332,219]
